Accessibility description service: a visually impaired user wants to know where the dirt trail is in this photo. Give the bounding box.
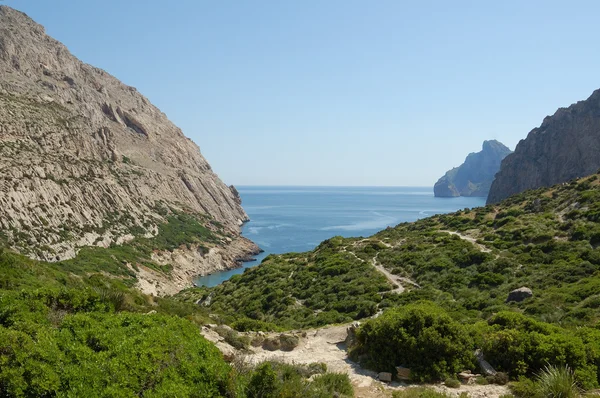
[343,240,419,293]
[372,252,420,293]
[441,230,492,253]
[202,236,509,396]
[203,323,510,398]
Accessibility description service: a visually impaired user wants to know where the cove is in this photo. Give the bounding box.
[195,186,486,287]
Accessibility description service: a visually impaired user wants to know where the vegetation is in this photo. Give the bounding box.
[172,172,600,393]
[59,212,218,279]
[5,162,600,395]
[349,302,474,381]
[535,365,579,398]
[0,248,354,396]
[238,361,352,398]
[177,236,391,329]
[391,387,455,398]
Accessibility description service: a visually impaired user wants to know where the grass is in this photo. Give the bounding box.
[537,365,580,398]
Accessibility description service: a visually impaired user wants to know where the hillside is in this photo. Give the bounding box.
[488,89,600,203]
[0,6,258,294]
[176,173,600,391]
[186,172,600,328]
[434,140,512,197]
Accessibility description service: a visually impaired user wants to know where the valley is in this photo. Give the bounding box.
[2,3,600,398]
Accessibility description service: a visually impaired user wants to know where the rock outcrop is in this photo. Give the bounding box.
[434,140,512,197]
[506,287,533,303]
[488,89,600,204]
[0,6,258,290]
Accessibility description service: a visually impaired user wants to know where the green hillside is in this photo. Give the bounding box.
[0,224,353,397]
[178,172,600,389]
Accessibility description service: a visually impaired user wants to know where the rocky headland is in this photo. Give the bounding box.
[434,140,512,197]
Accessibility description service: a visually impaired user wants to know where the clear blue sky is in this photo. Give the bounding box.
[6,0,600,186]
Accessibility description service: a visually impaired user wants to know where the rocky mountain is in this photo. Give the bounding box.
[0,6,258,294]
[434,140,512,197]
[487,89,600,204]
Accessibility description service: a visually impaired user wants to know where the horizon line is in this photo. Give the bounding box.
[234,184,434,188]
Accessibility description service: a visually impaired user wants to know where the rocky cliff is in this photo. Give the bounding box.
[487,89,600,204]
[434,140,512,197]
[0,6,258,293]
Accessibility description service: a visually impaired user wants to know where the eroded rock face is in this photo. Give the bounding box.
[0,6,255,274]
[488,89,600,204]
[434,140,512,198]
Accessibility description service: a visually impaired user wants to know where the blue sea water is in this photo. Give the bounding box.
[195,186,486,287]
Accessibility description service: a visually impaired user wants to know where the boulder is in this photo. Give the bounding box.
[506,287,533,303]
[279,333,300,351]
[262,337,281,351]
[396,366,412,381]
[345,321,360,347]
[378,372,393,382]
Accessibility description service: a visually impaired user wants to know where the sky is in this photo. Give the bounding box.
[4,0,600,186]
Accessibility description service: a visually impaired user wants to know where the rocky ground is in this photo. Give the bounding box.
[201,323,511,398]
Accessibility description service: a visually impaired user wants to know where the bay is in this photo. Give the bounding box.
[195,186,486,287]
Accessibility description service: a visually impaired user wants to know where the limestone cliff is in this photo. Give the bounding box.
[434,140,512,197]
[0,6,259,292]
[487,89,600,204]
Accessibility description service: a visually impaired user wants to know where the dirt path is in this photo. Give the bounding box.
[343,241,419,293]
[203,323,510,398]
[200,236,508,396]
[441,230,492,253]
[371,252,420,293]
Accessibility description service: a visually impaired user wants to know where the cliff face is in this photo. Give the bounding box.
[487,89,600,204]
[0,6,258,291]
[434,140,512,198]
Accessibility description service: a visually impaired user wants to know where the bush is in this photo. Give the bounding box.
[247,362,279,398]
[445,378,461,388]
[487,372,510,386]
[392,387,453,398]
[478,312,600,388]
[309,373,353,396]
[536,365,580,398]
[279,333,300,351]
[244,361,353,398]
[214,326,250,350]
[349,302,475,381]
[510,377,541,398]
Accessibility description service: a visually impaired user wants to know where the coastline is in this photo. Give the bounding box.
[131,235,261,296]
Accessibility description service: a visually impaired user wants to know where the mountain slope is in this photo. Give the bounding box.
[434,140,512,197]
[181,172,600,330]
[488,89,600,203]
[175,173,600,389]
[0,6,258,293]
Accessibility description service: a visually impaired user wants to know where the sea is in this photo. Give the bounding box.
[195,186,486,287]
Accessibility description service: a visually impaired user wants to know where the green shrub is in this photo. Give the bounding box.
[247,362,279,398]
[537,365,580,398]
[279,333,300,351]
[309,373,353,396]
[445,378,461,388]
[350,302,475,381]
[243,361,353,398]
[392,387,453,398]
[487,372,510,385]
[214,326,250,350]
[478,312,599,388]
[510,377,541,398]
